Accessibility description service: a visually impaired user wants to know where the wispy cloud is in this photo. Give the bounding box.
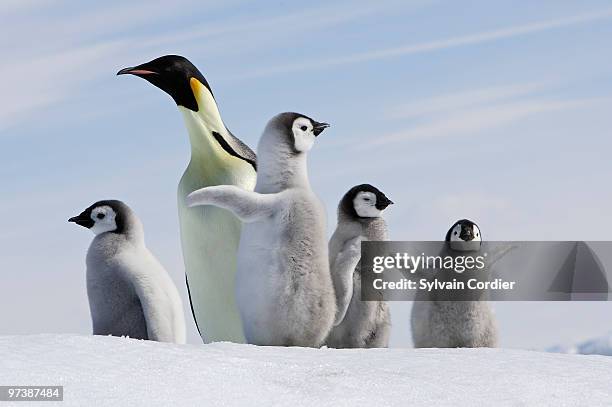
[0,41,127,132]
[0,0,54,15]
[0,0,415,133]
[136,1,409,51]
[369,96,608,146]
[386,82,549,120]
[0,0,195,132]
[237,8,612,78]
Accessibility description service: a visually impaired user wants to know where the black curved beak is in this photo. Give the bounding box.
[313,121,330,137]
[376,196,394,210]
[116,66,159,76]
[69,213,94,229]
[460,227,475,241]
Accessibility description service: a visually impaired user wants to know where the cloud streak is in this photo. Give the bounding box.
[386,82,550,120]
[136,1,407,50]
[237,8,612,78]
[369,96,610,146]
[0,0,413,133]
[0,40,128,132]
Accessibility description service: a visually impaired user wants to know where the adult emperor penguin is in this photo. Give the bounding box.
[118,55,256,343]
[186,112,335,347]
[69,200,186,344]
[326,184,393,348]
[411,219,498,348]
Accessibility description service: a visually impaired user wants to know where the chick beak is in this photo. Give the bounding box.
[377,197,394,210]
[68,213,94,229]
[313,122,330,137]
[460,228,475,241]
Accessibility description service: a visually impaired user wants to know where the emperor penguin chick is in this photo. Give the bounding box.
[186,112,335,347]
[69,200,186,344]
[326,184,393,348]
[411,219,498,348]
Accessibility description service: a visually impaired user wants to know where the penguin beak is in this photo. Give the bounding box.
[117,66,159,76]
[312,122,330,137]
[69,213,94,229]
[117,60,198,110]
[376,197,394,210]
[460,228,475,241]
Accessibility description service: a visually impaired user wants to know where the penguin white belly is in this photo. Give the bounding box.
[178,159,255,344]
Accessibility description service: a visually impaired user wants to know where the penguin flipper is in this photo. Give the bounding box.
[128,266,178,343]
[331,236,361,326]
[216,129,257,171]
[186,185,280,222]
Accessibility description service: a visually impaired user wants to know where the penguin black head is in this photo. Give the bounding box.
[340,184,393,219]
[69,200,130,235]
[445,219,482,251]
[268,112,330,154]
[117,55,212,112]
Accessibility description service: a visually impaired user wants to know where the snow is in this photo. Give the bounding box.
[548,332,612,356]
[1,335,611,406]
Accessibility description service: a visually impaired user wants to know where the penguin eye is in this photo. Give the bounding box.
[454,231,458,236]
[97,213,105,220]
[300,125,307,131]
[476,233,479,237]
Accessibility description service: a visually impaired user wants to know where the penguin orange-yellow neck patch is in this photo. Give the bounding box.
[186,77,224,132]
[189,77,205,110]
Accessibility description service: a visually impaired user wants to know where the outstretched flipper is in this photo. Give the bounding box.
[331,236,362,326]
[186,185,281,222]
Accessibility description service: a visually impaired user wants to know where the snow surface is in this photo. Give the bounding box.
[548,332,612,356]
[1,335,611,407]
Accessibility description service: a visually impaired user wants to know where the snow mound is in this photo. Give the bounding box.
[548,332,612,356]
[2,335,612,406]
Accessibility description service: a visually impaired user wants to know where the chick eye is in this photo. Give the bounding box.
[300,125,308,131]
[97,213,105,219]
[454,231,458,235]
[476,233,479,237]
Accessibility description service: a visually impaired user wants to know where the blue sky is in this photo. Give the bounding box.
[1,0,612,347]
